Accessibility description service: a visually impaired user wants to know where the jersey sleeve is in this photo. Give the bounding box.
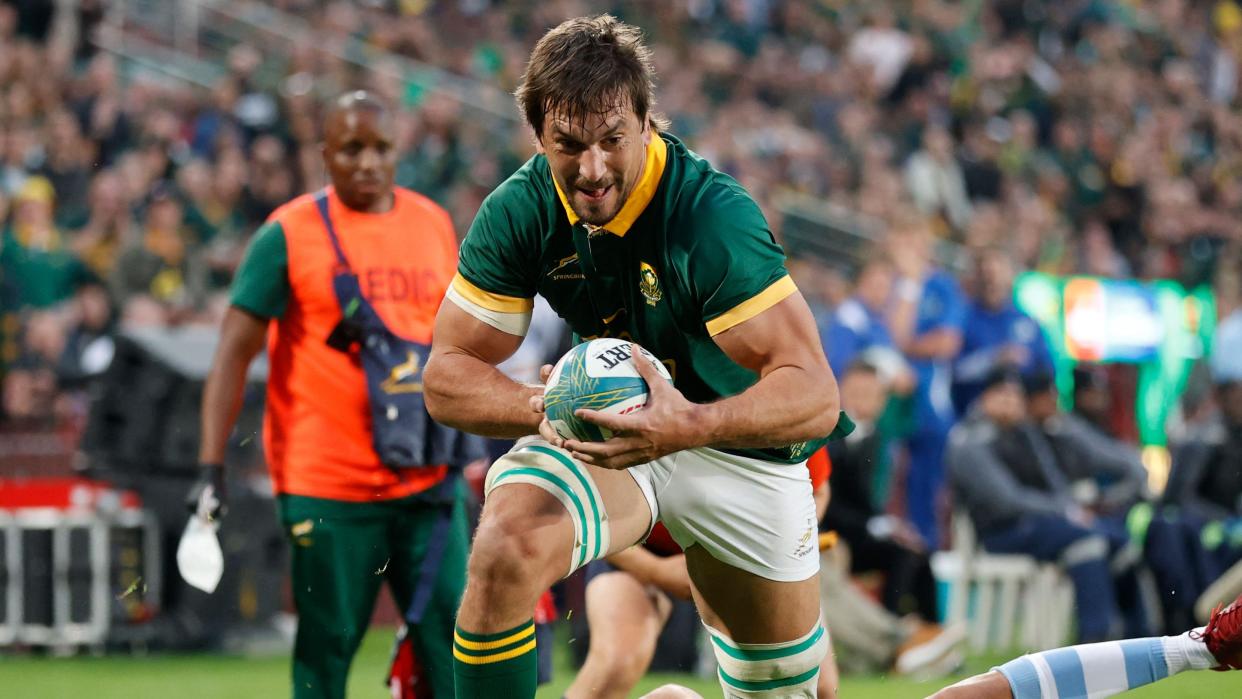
[687,190,794,336]
[230,220,289,319]
[448,188,537,336]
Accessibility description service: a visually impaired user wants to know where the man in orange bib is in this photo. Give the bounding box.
[191,92,467,698]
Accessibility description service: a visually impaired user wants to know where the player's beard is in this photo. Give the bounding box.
[571,179,625,226]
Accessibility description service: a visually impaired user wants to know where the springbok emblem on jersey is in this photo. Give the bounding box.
[639,261,662,307]
[381,351,423,394]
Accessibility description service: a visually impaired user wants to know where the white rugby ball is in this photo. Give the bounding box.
[543,338,672,442]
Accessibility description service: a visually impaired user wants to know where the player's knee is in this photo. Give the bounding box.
[467,508,561,597]
[709,624,827,698]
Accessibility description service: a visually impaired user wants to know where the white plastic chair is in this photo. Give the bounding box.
[935,512,1074,652]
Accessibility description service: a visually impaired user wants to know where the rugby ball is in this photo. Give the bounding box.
[543,338,672,442]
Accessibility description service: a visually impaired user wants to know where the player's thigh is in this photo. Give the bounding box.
[655,447,821,641]
[926,670,1013,699]
[483,437,654,577]
[685,543,821,643]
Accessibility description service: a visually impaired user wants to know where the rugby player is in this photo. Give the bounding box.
[425,15,847,698]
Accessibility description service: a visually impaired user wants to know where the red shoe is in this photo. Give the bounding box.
[1195,592,1242,670]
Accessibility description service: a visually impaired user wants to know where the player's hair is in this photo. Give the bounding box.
[515,14,669,137]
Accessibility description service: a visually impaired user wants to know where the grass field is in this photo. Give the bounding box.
[0,626,1229,698]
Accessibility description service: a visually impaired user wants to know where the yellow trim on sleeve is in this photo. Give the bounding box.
[705,275,798,336]
[450,273,534,314]
[552,134,667,237]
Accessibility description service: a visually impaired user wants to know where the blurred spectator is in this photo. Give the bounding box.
[56,279,115,389]
[1168,309,1242,523]
[1,176,88,309]
[904,124,972,233]
[823,256,895,374]
[1027,372,1207,634]
[66,169,136,278]
[1071,364,1115,434]
[824,360,938,624]
[947,369,1126,642]
[887,215,965,547]
[952,247,1053,414]
[110,183,204,319]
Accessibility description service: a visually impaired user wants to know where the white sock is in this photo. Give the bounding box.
[1161,628,1217,674]
[997,631,1216,699]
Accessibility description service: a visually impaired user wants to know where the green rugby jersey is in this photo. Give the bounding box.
[449,133,841,463]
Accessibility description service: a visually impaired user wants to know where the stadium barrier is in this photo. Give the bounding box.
[0,479,159,651]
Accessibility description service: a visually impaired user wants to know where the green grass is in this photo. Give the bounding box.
[0,626,1230,698]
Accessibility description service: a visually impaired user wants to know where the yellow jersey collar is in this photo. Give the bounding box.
[553,134,667,237]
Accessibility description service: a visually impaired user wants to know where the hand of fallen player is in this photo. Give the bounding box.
[565,344,701,469]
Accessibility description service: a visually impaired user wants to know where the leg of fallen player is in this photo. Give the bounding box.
[454,463,653,699]
[928,592,1242,699]
[685,544,827,698]
[564,568,670,699]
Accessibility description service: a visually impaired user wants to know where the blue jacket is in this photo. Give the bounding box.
[910,270,966,433]
[952,301,1053,414]
[824,297,894,374]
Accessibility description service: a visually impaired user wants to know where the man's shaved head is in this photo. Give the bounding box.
[325,90,390,129]
[322,90,397,213]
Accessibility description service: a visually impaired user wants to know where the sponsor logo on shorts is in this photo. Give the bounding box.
[793,517,817,558]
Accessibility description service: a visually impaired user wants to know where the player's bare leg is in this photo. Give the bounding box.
[454,459,652,698]
[685,544,827,697]
[927,671,1012,699]
[817,634,840,699]
[565,569,671,699]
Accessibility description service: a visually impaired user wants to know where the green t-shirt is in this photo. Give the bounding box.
[0,229,89,309]
[458,133,837,463]
[229,221,290,319]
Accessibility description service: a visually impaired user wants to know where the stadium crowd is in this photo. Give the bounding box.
[3,0,1242,666]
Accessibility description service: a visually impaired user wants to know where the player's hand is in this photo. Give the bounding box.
[888,233,927,282]
[564,344,700,469]
[186,463,227,522]
[529,364,566,447]
[527,364,555,414]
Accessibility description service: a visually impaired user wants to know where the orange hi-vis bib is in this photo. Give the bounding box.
[264,187,458,501]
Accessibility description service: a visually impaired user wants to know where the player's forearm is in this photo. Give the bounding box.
[698,364,839,450]
[424,351,543,438]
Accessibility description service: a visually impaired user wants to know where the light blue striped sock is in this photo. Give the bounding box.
[996,632,1213,699]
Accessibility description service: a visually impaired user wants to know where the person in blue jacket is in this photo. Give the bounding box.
[887,214,965,548]
[952,247,1053,415]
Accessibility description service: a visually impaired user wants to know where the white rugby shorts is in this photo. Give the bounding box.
[491,437,820,583]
